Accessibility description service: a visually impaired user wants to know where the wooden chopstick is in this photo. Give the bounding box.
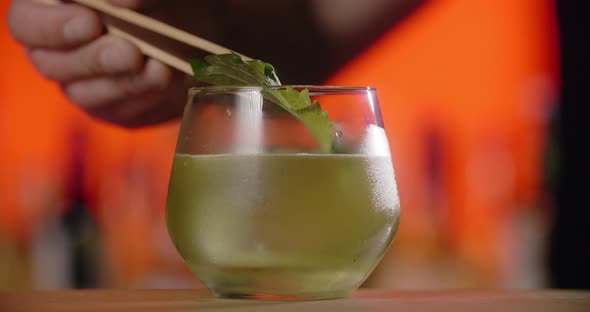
[106,25,193,75]
[33,0,251,75]
[71,0,251,60]
[33,0,60,5]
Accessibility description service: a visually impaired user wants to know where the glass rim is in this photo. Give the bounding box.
[188,85,376,95]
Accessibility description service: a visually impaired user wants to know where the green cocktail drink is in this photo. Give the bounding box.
[166,153,399,299]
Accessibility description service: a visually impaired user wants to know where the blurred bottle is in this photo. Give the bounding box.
[29,126,101,289]
[62,127,102,288]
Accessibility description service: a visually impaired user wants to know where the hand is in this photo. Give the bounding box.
[7,0,188,127]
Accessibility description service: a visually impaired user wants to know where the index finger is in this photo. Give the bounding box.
[7,0,103,48]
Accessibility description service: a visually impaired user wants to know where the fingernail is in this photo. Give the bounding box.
[63,16,97,43]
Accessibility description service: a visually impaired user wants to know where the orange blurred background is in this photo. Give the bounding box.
[1,0,560,289]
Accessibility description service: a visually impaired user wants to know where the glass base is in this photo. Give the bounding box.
[197,265,362,301]
[212,290,352,301]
